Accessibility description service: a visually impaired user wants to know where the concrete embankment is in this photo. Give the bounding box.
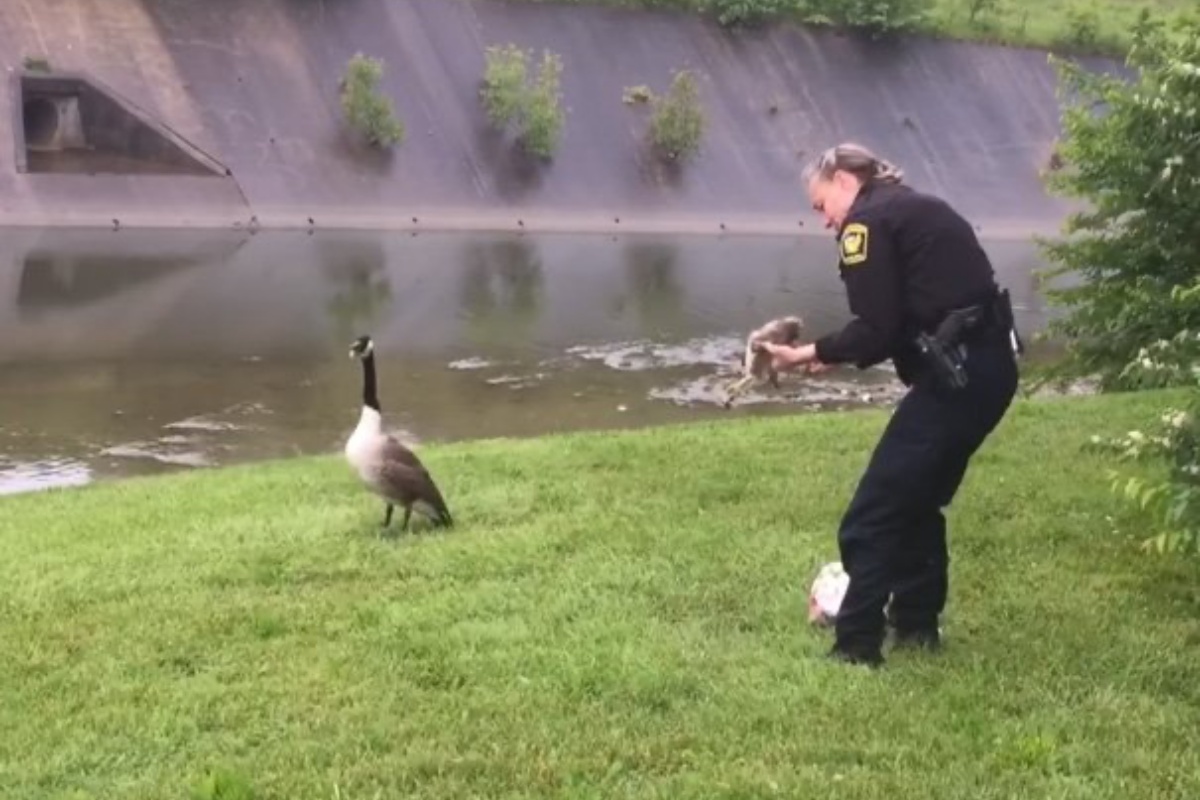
[0,0,1117,235]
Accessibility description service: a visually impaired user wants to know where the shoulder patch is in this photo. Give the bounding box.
[839,223,869,266]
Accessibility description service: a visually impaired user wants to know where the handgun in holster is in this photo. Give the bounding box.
[915,306,981,391]
[914,289,1025,391]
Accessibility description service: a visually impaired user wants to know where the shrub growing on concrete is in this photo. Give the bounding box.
[22,56,51,73]
[622,85,653,105]
[648,70,705,162]
[481,44,528,130]
[481,45,566,159]
[520,51,565,159]
[340,53,405,148]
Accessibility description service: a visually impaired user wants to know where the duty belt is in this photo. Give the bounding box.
[913,289,1023,390]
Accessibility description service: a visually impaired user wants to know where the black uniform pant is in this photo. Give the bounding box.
[833,332,1018,657]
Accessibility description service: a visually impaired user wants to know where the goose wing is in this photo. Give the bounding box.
[379,436,453,525]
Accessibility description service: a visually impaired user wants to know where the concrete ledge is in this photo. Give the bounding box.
[0,204,1067,242]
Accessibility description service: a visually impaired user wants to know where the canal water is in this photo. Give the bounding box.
[0,227,1054,494]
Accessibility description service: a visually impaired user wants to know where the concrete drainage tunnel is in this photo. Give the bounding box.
[21,96,59,149]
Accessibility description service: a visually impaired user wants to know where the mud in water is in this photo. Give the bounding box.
[0,227,1055,495]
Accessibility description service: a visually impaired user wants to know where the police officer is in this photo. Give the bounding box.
[762,143,1021,668]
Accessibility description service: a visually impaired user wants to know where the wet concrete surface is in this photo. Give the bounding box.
[0,0,1120,232]
[0,227,1054,495]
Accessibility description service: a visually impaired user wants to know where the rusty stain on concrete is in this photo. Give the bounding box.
[0,0,1119,235]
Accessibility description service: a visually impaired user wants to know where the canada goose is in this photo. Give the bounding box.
[345,335,453,533]
[722,315,805,409]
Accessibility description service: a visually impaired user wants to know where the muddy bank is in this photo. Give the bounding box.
[0,0,1117,234]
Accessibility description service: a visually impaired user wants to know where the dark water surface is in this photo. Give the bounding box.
[0,228,1053,495]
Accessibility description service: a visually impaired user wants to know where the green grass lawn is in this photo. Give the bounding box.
[2,389,1199,799]
[510,0,1193,55]
[923,0,1191,53]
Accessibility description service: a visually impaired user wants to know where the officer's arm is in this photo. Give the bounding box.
[813,216,905,369]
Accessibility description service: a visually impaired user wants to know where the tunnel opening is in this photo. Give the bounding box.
[22,97,60,149]
[15,71,228,176]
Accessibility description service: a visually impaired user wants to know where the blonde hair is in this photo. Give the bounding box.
[802,142,904,186]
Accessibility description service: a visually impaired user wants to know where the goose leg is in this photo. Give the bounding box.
[723,375,753,409]
[401,505,413,533]
[382,503,394,528]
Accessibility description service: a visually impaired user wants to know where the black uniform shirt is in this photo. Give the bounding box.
[814,181,999,373]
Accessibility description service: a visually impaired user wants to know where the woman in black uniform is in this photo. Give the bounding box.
[763,143,1021,668]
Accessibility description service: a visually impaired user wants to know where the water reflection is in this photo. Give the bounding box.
[321,238,393,346]
[622,240,686,336]
[0,227,1056,494]
[458,237,544,350]
[17,253,202,318]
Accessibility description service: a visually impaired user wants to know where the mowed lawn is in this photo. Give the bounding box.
[513,0,1194,54]
[2,389,1198,799]
[925,0,1190,52]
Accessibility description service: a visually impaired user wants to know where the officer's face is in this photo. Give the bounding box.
[806,171,860,231]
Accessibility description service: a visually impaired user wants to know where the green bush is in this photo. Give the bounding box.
[22,55,51,73]
[705,0,930,32]
[339,53,405,148]
[1040,17,1200,552]
[648,69,706,162]
[480,44,528,130]
[709,0,794,27]
[805,0,933,34]
[967,0,1001,24]
[480,45,565,159]
[1089,326,1198,554]
[1062,2,1102,49]
[521,51,565,159]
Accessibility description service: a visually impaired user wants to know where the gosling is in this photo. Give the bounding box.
[722,315,805,408]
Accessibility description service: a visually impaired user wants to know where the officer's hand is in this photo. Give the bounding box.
[761,342,816,372]
[805,360,832,375]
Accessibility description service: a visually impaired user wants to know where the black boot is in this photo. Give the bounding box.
[826,643,884,669]
[886,604,942,652]
[892,626,942,652]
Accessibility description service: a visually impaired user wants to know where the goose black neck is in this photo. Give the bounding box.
[360,352,381,412]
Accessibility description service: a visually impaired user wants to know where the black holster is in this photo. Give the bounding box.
[914,289,1023,391]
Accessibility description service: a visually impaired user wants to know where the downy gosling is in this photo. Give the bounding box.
[722,315,805,408]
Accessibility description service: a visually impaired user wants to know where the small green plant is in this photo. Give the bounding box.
[967,0,1001,24]
[480,44,528,129]
[22,55,51,73]
[648,69,705,162]
[1061,1,1101,49]
[622,85,653,105]
[339,53,405,149]
[709,0,791,27]
[1087,329,1198,554]
[480,45,566,159]
[520,51,565,159]
[807,0,932,36]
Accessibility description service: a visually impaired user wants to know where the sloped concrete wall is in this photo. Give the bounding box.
[0,0,1115,235]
